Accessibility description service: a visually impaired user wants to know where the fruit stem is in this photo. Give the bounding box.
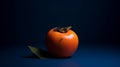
[54,26,72,33]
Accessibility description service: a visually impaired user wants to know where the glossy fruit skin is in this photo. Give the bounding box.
[46,28,79,57]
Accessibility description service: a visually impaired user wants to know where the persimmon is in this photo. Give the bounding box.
[46,26,79,58]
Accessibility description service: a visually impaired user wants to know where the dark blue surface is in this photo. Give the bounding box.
[1,43,120,67]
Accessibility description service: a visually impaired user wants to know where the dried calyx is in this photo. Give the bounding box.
[54,26,72,33]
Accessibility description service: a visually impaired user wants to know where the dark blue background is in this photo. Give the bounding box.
[1,0,120,44]
[0,0,120,67]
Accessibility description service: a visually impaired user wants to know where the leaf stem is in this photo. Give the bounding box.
[54,26,72,33]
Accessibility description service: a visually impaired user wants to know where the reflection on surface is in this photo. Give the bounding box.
[58,60,80,67]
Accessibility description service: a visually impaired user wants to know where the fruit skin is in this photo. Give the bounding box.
[46,28,79,58]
